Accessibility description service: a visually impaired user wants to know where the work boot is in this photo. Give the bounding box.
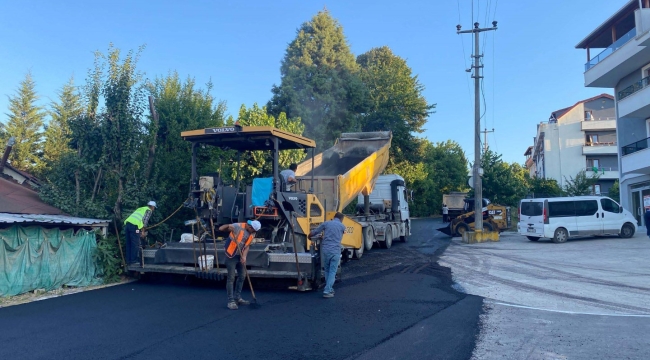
[227,301,238,310]
[236,298,250,305]
[323,292,334,298]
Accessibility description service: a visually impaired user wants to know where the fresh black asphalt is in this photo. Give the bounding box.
[0,218,483,360]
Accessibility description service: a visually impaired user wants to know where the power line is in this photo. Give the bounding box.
[458,0,473,105]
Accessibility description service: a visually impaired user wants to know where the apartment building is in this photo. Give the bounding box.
[530,94,618,194]
[577,0,650,227]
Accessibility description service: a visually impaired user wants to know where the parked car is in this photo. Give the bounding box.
[518,196,637,243]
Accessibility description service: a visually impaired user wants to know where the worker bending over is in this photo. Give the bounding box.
[219,220,261,310]
[124,201,156,266]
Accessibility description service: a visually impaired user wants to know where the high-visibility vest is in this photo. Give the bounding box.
[124,206,149,229]
[225,223,254,258]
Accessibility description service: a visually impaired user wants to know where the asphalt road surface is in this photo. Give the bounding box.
[0,218,482,360]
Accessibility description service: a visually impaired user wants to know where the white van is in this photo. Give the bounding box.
[518,196,637,243]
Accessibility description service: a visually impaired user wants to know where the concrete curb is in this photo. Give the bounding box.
[0,278,137,308]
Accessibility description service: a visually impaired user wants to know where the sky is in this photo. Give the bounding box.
[0,0,628,164]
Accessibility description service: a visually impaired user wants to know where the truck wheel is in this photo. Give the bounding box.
[620,223,635,238]
[552,228,568,243]
[381,225,393,249]
[455,223,470,237]
[363,227,375,251]
[353,244,364,259]
[399,223,409,242]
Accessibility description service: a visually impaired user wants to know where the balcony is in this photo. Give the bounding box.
[583,142,618,155]
[582,9,650,88]
[622,137,649,155]
[619,76,650,100]
[585,28,637,71]
[525,157,534,169]
[622,137,650,174]
[582,167,619,179]
[581,118,616,131]
[618,77,650,118]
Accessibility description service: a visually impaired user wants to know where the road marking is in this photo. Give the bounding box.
[487,300,650,317]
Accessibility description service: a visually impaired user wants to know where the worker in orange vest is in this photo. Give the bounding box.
[218,220,261,310]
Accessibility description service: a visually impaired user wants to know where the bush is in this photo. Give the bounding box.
[94,235,124,283]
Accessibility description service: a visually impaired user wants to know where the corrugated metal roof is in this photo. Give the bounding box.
[0,213,110,226]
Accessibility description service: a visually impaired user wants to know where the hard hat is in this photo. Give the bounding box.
[147,201,157,208]
[247,220,261,232]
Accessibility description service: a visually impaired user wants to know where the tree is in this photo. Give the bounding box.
[268,10,367,149]
[40,44,148,220]
[407,140,468,217]
[2,72,46,171]
[226,104,307,182]
[473,150,529,207]
[40,77,83,172]
[144,72,227,234]
[563,170,600,196]
[609,180,620,202]
[528,177,562,198]
[357,46,435,163]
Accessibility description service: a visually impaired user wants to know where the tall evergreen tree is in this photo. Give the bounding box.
[144,72,227,234]
[357,46,435,163]
[268,10,367,149]
[3,72,46,171]
[41,77,83,171]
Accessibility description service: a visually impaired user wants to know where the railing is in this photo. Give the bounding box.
[583,117,616,121]
[618,76,650,100]
[584,142,616,146]
[585,27,637,71]
[583,167,618,173]
[622,137,650,155]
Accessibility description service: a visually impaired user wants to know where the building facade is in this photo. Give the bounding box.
[531,94,618,194]
[577,0,650,227]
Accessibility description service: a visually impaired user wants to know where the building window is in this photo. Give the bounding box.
[585,111,593,120]
[586,134,599,145]
[593,184,601,195]
[587,159,600,169]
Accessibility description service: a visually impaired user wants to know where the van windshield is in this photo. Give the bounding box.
[521,202,543,216]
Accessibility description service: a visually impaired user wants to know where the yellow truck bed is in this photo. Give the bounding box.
[295,131,391,213]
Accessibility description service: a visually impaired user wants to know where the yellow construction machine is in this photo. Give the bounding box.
[438,198,511,236]
[127,125,407,291]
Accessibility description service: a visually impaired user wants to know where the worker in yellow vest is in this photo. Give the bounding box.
[124,201,156,266]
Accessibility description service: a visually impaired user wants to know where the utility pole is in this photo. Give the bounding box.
[457,20,497,233]
[481,128,495,153]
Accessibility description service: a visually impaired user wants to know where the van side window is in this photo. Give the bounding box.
[575,200,598,216]
[600,198,620,213]
[548,201,576,217]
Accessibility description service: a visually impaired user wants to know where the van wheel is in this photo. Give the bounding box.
[526,236,539,241]
[552,228,568,243]
[456,223,470,237]
[620,223,635,238]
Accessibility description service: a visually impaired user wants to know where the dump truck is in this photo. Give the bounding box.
[295,132,410,259]
[443,192,469,220]
[438,198,511,236]
[127,126,405,290]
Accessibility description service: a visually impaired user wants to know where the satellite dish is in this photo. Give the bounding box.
[468,176,474,189]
